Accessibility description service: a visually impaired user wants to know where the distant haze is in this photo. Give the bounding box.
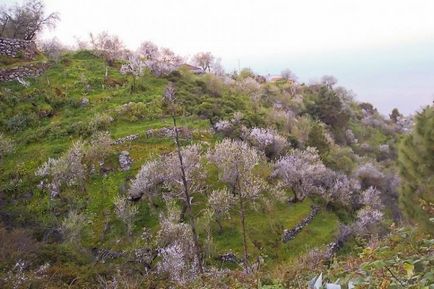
[7,0,434,115]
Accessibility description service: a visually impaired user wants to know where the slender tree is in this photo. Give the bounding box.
[162,82,204,274]
[208,139,265,271]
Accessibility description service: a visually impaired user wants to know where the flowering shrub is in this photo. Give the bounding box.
[160,144,204,201]
[354,162,384,189]
[120,54,146,78]
[157,204,199,283]
[247,127,288,159]
[128,159,165,200]
[208,139,267,269]
[129,144,204,201]
[345,128,358,144]
[208,139,263,194]
[316,170,360,209]
[36,141,86,197]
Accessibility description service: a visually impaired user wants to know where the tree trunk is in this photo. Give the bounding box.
[216,218,223,234]
[172,115,204,274]
[179,202,188,222]
[239,192,249,271]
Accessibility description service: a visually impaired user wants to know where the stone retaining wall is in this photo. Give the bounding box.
[282,206,320,243]
[0,62,48,82]
[0,37,38,59]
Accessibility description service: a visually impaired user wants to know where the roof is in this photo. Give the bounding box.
[178,63,204,73]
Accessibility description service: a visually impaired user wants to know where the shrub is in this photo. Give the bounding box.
[87,113,113,133]
[36,103,54,118]
[114,195,138,237]
[116,102,148,121]
[6,114,32,132]
[85,131,113,170]
[35,141,86,197]
[354,162,384,190]
[61,210,86,244]
[0,133,14,159]
[0,224,39,270]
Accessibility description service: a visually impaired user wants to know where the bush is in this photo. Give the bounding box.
[6,114,32,132]
[0,224,39,270]
[324,146,356,174]
[36,103,54,118]
[88,113,113,133]
[116,102,151,121]
[0,133,14,159]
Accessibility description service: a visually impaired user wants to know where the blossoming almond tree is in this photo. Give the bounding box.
[247,127,288,159]
[208,139,266,271]
[120,54,146,92]
[272,147,327,202]
[157,203,198,283]
[208,188,235,233]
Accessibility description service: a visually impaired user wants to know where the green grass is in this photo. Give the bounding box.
[211,199,339,267]
[0,50,343,284]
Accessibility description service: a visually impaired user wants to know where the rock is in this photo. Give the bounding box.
[80,97,89,107]
[43,228,63,243]
[218,252,239,263]
[114,134,139,145]
[119,151,132,171]
[146,127,192,139]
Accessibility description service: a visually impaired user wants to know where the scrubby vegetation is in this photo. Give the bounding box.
[0,4,432,287]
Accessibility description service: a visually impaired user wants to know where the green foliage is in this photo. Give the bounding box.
[398,106,434,234]
[306,122,330,156]
[324,146,356,174]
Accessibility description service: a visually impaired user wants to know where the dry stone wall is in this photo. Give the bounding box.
[0,37,38,59]
[0,62,49,82]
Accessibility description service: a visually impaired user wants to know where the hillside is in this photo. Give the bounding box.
[0,50,433,289]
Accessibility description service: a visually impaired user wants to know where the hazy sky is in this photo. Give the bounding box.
[8,0,434,115]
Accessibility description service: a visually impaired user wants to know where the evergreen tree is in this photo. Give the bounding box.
[398,106,434,234]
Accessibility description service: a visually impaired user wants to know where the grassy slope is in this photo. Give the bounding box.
[0,51,339,275]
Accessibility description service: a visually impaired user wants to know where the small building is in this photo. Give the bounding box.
[266,74,284,82]
[178,63,204,74]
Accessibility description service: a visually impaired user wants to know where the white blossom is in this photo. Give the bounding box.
[157,204,199,283]
[208,188,235,231]
[208,139,263,197]
[36,141,86,196]
[354,162,385,189]
[128,159,165,200]
[120,54,146,77]
[273,147,328,201]
[360,186,383,210]
[247,127,288,159]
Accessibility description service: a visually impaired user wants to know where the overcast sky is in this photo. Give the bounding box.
[8,0,434,115]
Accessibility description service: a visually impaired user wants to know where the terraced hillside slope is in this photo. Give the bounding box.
[0,50,432,289]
